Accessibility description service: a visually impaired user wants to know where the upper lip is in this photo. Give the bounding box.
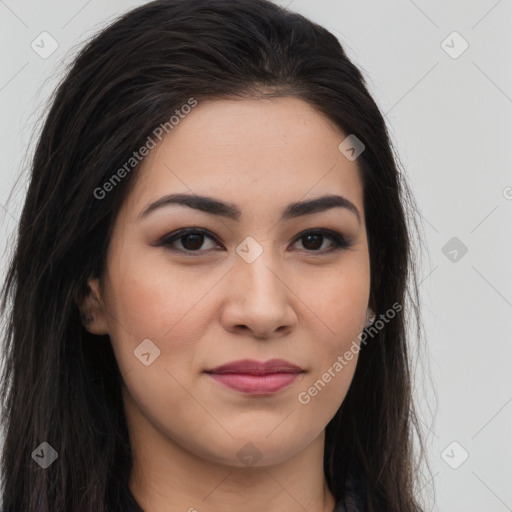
[205,358,303,374]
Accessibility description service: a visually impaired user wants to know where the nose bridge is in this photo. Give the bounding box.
[220,235,297,338]
[233,235,287,305]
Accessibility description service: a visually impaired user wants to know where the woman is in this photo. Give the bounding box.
[0,0,430,510]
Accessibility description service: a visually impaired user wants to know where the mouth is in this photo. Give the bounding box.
[204,358,304,395]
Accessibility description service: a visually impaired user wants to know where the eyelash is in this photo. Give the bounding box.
[158,227,352,256]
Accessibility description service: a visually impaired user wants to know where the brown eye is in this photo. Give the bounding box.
[291,229,352,253]
[299,233,326,251]
[160,228,222,254]
[158,227,351,256]
[179,233,208,251]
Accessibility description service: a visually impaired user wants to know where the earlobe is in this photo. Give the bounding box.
[78,277,109,335]
[365,308,376,328]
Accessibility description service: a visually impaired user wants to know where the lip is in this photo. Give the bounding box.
[204,359,304,395]
[206,358,303,374]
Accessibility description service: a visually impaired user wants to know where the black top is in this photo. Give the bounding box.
[123,477,365,512]
[125,498,361,512]
[124,494,363,512]
[124,497,362,512]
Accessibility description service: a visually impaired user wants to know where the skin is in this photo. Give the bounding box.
[82,97,371,512]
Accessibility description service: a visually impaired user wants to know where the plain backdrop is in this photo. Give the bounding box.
[0,1,511,511]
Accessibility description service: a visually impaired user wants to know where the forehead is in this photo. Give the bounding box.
[122,97,364,222]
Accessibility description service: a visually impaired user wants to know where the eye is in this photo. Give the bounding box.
[158,228,352,255]
[290,229,352,253]
[159,228,221,255]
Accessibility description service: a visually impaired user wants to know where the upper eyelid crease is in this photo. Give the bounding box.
[137,193,361,225]
[159,227,351,253]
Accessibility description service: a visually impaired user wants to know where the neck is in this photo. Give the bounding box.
[127,413,336,512]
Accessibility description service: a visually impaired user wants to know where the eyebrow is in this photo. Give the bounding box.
[137,193,361,224]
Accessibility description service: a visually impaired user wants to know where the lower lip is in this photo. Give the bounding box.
[206,372,301,394]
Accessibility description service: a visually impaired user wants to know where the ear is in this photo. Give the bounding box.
[76,277,110,335]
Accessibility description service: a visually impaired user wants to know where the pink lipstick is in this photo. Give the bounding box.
[205,358,303,395]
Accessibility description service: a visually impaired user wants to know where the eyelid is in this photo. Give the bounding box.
[157,227,352,254]
[157,227,222,254]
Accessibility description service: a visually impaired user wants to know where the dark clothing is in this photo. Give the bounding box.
[124,494,363,512]
[123,478,365,512]
[124,497,362,512]
[332,497,364,511]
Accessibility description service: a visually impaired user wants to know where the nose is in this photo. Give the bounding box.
[220,247,297,339]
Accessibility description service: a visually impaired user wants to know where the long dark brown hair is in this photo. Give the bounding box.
[0,0,433,510]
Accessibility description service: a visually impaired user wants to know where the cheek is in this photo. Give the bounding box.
[102,249,211,373]
[295,310,362,430]
[294,258,370,339]
[104,257,211,433]
[107,237,216,331]
[292,261,369,412]
[296,357,357,429]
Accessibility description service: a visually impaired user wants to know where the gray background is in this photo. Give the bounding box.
[1,1,511,510]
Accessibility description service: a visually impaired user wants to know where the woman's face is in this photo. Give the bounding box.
[88,97,370,467]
